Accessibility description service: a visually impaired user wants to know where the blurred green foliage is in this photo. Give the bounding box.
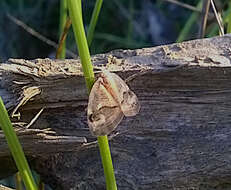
[0,0,230,61]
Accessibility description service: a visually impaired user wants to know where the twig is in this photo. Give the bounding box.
[56,17,72,59]
[163,0,213,18]
[199,0,211,38]
[38,180,45,190]
[210,0,224,36]
[6,13,77,58]
[163,0,201,12]
[25,108,44,129]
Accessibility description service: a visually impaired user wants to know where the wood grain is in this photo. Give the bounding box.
[0,34,231,190]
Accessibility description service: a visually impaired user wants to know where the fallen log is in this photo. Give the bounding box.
[0,34,231,190]
[0,185,15,190]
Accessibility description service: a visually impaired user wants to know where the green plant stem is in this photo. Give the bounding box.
[0,97,37,190]
[15,172,23,190]
[176,0,202,42]
[68,0,117,189]
[87,0,103,46]
[58,0,68,59]
[97,136,117,190]
[68,0,94,91]
[78,0,82,16]
[226,2,231,33]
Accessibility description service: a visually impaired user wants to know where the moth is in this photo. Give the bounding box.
[87,70,140,137]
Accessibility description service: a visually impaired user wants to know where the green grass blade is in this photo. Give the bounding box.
[0,97,37,190]
[94,32,149,48]
[126,0,134,45]
[176,0,202,42]
[226,2,231,33]
[68,0,117,189]
[87,0,103,46]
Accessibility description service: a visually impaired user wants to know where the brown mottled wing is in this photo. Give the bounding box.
[87,77,124,137]
[102,71,140,117]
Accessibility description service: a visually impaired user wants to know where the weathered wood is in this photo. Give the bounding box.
[0,185,14,190]
[0,35,231,190]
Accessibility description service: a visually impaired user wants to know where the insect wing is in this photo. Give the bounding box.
[87,77,124,136]
[104,72,140,117]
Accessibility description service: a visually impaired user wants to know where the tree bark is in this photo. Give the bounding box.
[0,34,231,190]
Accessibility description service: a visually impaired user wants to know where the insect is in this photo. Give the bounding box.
[87,70,140,136]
